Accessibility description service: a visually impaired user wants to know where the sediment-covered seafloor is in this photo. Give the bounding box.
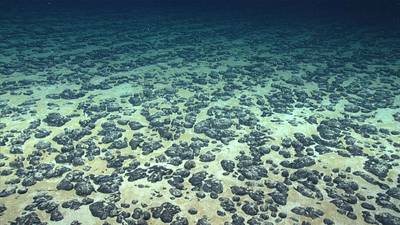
[0,8,399,225]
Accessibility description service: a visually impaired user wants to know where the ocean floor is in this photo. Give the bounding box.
[0,7,400,225]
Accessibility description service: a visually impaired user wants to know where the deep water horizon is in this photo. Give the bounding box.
[0,1,400,225]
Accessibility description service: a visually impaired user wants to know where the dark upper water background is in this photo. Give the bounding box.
[1,0,400,24]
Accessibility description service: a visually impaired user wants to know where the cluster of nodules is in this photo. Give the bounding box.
[1,74,400,225]
[1,17,400,225]
[1,95,399,225]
